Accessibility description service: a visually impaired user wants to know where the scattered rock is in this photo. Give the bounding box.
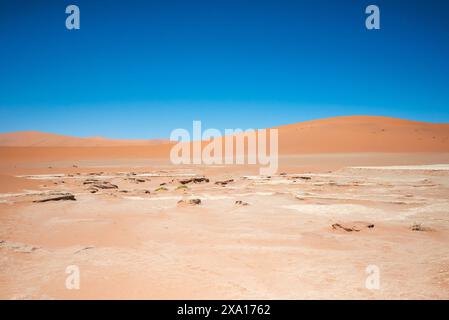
[410,223,432,232]
[160,182,167,186]
[91,182,118,189]
[88,172,103,176]
[83,179,100,185]
[127,177,146,183]
[291,176,311,180]
[332,223,358,232]
[215,179,234,186]
[178,199,201,206]
[179,177,209,185]
[332,222,374,232]
[33,193,76,203]
[235,200,249,206]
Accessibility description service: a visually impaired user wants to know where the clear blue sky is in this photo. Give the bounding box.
[1,0,448,138]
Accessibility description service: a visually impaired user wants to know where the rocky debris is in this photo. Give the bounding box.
[332,222,374,232]
[160,182,167,186]
[91,181,118,189]
[332,224,357,232]
[215,179,234,186]
[279,172,287,176]
[128,177,146,183]
[83,179,100,185]
[179,177,209,185]
[292,176,311,180]
[0,240,40,253]
[235,200,249,206]
[141,190,151,194]
[411,223,423,231]
[33,193,76,203]
[88,172,104,176]
[88,188,98,194]
[410,223,432,232]
[178,198,201,206]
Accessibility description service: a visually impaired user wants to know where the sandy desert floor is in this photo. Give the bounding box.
[1,153,449,299]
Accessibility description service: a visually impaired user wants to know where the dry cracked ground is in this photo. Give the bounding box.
[1,162,449,299]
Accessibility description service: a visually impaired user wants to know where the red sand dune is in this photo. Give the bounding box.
[0,116,448,164]
[277,116,449,153]
[0,130,168,147]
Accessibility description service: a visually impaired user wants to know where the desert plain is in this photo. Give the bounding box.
[1,116,449,299]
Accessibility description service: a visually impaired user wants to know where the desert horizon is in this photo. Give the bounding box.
[1,115,449,299]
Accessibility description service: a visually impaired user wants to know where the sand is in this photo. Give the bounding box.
[1,116,449,299]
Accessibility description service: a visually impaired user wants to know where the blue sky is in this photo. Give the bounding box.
[1,0,448,138]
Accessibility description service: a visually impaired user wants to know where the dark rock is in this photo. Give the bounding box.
[215,179,234,186]
[179,177,209,185]
[83,179,100,185]
[332,222,375,232]
[332,223,358,232]
[178,199,201,205]
[410,223,432,231]
[34,194,76,203]
[91,182,118,189]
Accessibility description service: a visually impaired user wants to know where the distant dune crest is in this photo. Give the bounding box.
[0,130,168,147]
[1,116,448,153]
